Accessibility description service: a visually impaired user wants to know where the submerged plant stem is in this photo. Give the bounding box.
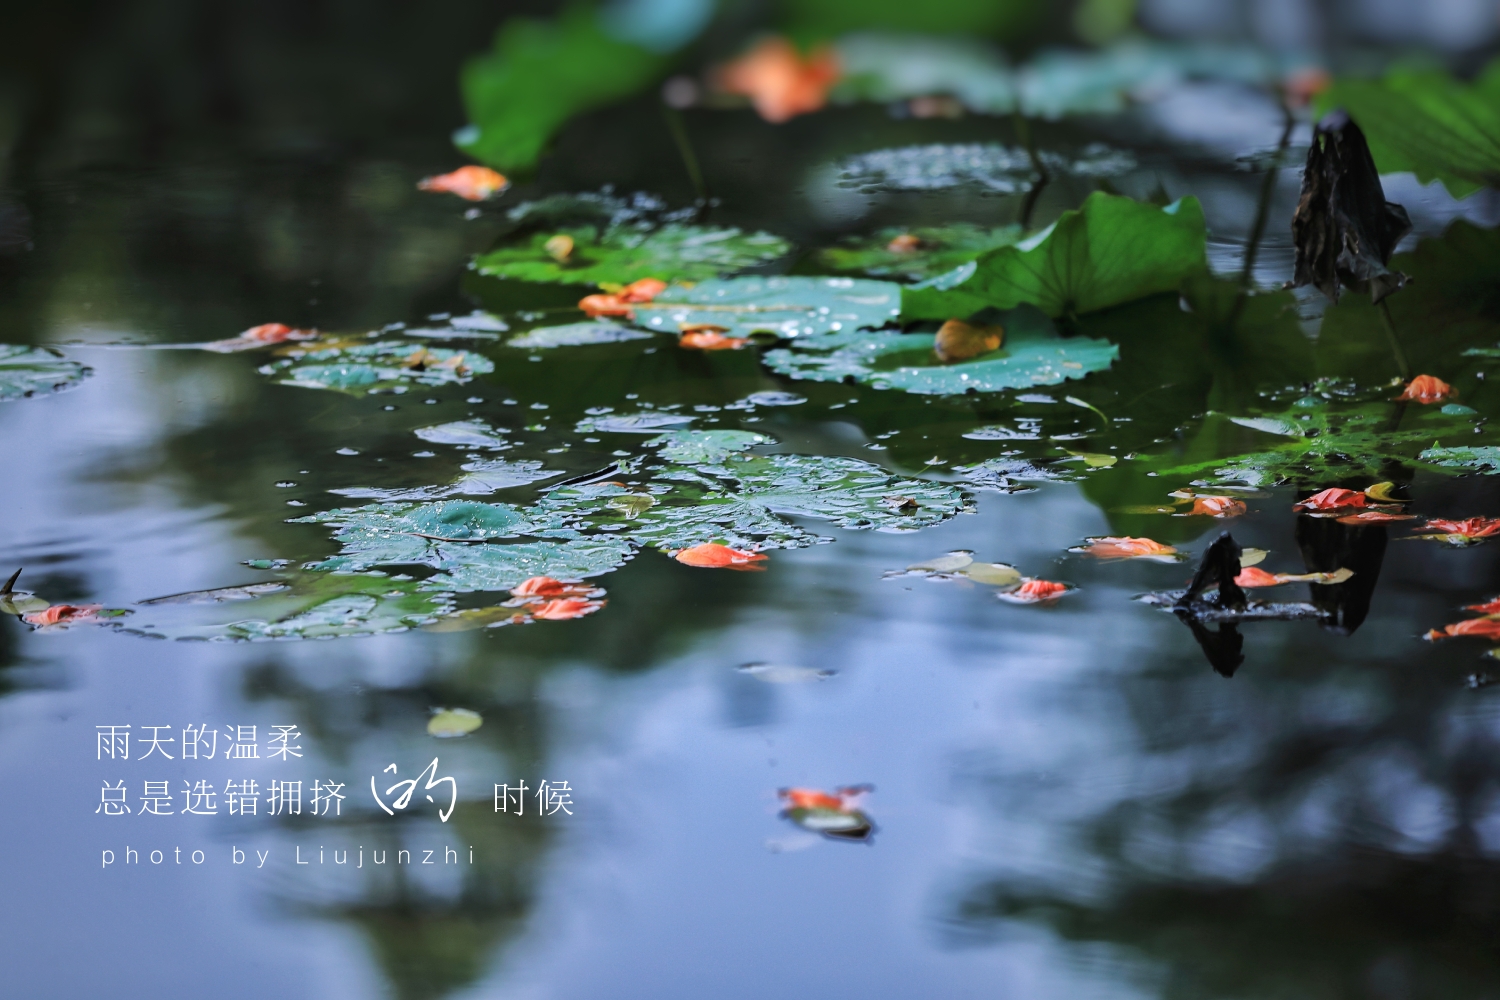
[1013,111,1049,230]
[662,106,709,209]
[1378,298,1412,381]
[1240,105,1295,290]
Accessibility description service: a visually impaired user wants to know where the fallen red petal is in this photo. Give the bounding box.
[1335,510,1417,524]
[530,598,605,621]
[673,543,769,570]
[579,293,632,318]
[1004,579,1071,603]
[619,278,668,303]
[779,787,846,810]
[1294,487,1368,512]
[417,165,509,201]
[1428,618,1500,640]
[1234,566,1284,588]
[1078,537,1179,559]
[1463,597,1500,615]
[1421,517,1500,538]
[23,604,102,626]
[1189,496,1247,517]
[511,576,569,598]
[1395,374,1455,404]
[679,331,747,350]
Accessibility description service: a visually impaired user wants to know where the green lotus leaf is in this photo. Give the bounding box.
[835,143,1135,196]
[644,429,773,464]
[423,538,634,592]
[632,276,903,339]
[818,225,1023,281]
[476,224,789,286]
[1418,446,1500,472]
[330,459,562,502]
[292,500,554,573]
[902,192,1208,321]
[1315,59,1500,198]
[265,341,494,395]
[505,322,655,348]
[0,345,93,402]
[414,419,510,449]
[763,305,1117,395]
[455,10,667,173]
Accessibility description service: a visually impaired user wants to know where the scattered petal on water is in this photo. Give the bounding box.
[1395,374,1455,404]
[1072,537,1181,561]
[428,708,484,738]
[997,579,1073,604]
[1187,496,1246,517]
[1465,597,1500,615]
[957,561,1023,586]
[1235,566,1355,587]
[530,597,606,620]
[1427,619,1500,641]
[906,551,974,574]
[203,323,318,353]
[673,543,768,571]
[22,604,130,630]
[1409,517,1500,546]
[1335,510,1417,524]
[1294,487,1368,512]
[417,165,509,201]
[778,785,874,841]
[544,234,574,261]
[679,329,748,350]
[737,663,836,683]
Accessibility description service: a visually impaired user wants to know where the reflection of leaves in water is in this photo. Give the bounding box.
[764,304,1117,395]
[264,341,495,395]
[836,143,1135,195]
[505,322,654,348]
[1315,59,1500,198]
[631,275,903,339]
[903,192,1207,321]
[0,345,93,402]
[817,224,1022,281]
[475,223,788,286]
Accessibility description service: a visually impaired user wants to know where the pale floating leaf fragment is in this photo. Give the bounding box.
[1064,450,1117,468]
[576,411,696,433]
[907,551,974,573]
[1229,415,1305,437]
[957,561,1023,585]
[415,419,510,449]
[427,708,484,738]
[0,345,93,402]
[506,322,654,348]
[737,662,836,683]
[1239,547,1269,567]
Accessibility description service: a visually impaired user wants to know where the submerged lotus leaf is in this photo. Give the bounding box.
[818,225,1023,281]
[475,224,788,286]
[1141,400,1486,486]
[902,193,1208,321]
[428,708,483,738]
[763,305,1117,395]
[575,411,695,433]
[836,143,1135,196]
[265,341,494,395]
[0,345,93,402]
[164,574,458,642]
[330,459,561,502]
[1315,60,1500,198]
[630,276,902,339]
[293,500,548,573]
[1418,446,1500,472]
[505,322,654,348]
[415,419,510,449]
[540,453,967,551]
[423,537,634,592]
[644,429,771,464]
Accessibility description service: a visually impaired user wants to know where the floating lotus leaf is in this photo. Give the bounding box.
[414,419,510,449]
[830,33,1016,112]
[0,345,93,402]
[422,538,634,592]
[264,341,494,395]
[475,224,788,286]
[818,225,1023,281]
[505,322,654,347]
[630,276,902,340]
[763,305,1117,395]
[1315,60,1500,198]
[1418,446,1500,472]
[428,708,484,738]
[835,143,1135,195]
[171,574,457,642]
[903,193,1207,321]
[330,458,562,502]
[575,411,695,433]
[539,453,968,551]
[293,500,551,573]
[644,429,772,464]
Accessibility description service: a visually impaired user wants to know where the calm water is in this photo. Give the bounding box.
[5,13,1500,1000]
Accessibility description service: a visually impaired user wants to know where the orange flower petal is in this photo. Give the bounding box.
[1294,487,1368,512]
[1188,496,1247,517]
[23,604,102,626]
[1430,618,1500,640]
[1335,510,1417,524]
[672,543,768,570]
[1234,566,1284,588]
[886,233,922,253]
[579,293,632,318]
[416,165,509,201]
[511,576,569,598]
[714,37,840,123]
[1421,517,1500,538]
[1395,374,1454,405]
[619,278,667,303]
[1077,537,1179,560]
[1000,579,1071,604]
[530,598,605,621]
[780,788,846,810]
[679,331,747,350]
[1463,597,1500,615]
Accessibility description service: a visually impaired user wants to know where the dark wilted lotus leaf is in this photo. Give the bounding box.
[1290,110,1412,303]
